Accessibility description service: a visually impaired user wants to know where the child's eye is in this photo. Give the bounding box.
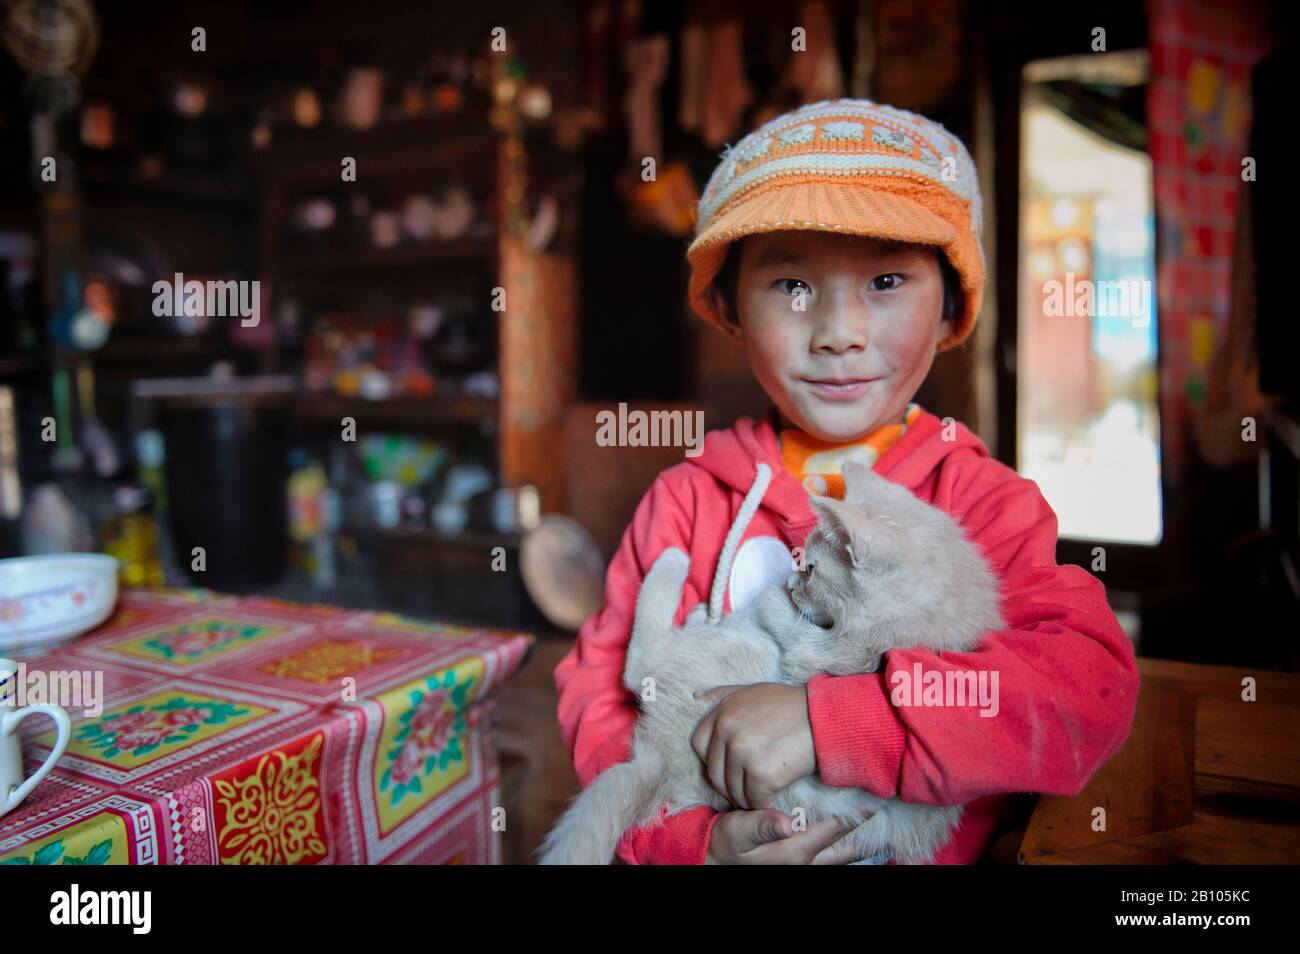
[774,278,810,296]
[868,273,907,291]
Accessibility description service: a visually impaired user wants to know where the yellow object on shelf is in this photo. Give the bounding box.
[102,491,165,589]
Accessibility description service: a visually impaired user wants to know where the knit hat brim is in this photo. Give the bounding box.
[686,179,982,351]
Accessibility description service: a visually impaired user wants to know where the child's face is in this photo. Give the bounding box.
[733,231,953,442]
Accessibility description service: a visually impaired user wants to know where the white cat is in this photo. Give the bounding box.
[540,460,1004,864]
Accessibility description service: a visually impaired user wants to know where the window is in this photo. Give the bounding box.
[1018,51,1162,544]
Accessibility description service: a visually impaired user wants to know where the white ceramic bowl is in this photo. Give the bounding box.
[0,554,120,655]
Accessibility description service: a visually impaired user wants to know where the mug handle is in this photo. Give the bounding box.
[2,706,73,814]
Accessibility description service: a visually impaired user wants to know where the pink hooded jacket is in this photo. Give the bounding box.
[553,406,1140,864]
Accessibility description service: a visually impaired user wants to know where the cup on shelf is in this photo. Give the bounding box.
[369,211,400,249]
[338,68,385,130]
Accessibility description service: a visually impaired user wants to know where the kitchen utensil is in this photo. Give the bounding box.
[0,553,119,655]
[1,655,72,818]
[520,516,605,631]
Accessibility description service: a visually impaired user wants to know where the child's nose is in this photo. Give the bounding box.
[810,303,869,354]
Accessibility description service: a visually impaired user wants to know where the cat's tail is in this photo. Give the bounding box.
[842,801,964,865]
[536,755,663,865]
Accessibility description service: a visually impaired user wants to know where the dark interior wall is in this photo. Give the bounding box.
[577,0,693,403]
[76,1,581,91]
[576,130,690,402]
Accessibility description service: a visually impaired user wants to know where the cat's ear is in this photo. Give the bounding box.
[841,460,877,499]
[812,494,908,570]
[809,495,849,536]
[809,496,871,568]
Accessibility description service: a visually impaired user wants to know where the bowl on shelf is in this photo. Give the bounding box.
[0,554,120,656]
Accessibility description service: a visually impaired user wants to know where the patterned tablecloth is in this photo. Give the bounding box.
[0,588,533,865]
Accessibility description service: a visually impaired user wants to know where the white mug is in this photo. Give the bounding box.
[0,656,72,818]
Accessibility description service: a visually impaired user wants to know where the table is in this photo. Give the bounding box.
[1018,656,1300,863]
[0,588,532,865]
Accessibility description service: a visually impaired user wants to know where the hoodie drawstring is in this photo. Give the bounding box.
[708,462,772,624]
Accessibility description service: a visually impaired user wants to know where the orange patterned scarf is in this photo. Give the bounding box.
[779,404,922,499]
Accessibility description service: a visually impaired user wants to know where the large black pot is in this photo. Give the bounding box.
[154,380,292,589]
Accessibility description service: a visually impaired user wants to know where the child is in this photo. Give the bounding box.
[553,99,1140,864]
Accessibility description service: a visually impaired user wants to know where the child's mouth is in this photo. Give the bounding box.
[802,378,875,401]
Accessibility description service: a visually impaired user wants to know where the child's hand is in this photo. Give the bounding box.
[706,809,858,864]
[691,683,817,810]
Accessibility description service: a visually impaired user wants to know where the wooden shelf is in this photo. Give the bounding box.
[83,338,237,364]
[252,101,547,493]
[0,354,44,376]
[291,392,496,430]
[256,113,498,189]
[259,111,496,164]
[375,525,521,549]
[279,237,496,274]
[81,160,253,205]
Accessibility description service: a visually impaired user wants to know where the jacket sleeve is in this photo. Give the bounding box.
[553,474,721,864]
[804,457,1141,806]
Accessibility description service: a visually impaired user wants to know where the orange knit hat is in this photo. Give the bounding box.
[686,98,986,351]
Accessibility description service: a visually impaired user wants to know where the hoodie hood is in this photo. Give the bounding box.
[687,404,991,529]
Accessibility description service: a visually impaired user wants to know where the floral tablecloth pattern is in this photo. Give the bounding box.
[0,589,532,865]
